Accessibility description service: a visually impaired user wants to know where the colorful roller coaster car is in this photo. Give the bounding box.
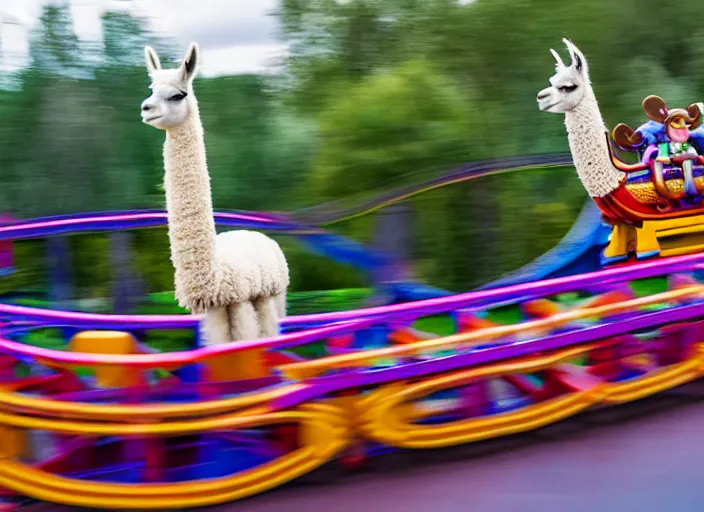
[600,96,704,263]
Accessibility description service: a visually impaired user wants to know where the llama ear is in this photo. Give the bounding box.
[562,38,584,73]
[179,42,200,83]
[574,52,583,72]
[144,46,161,74]
[550,48,565,70]
[643,95,668,124]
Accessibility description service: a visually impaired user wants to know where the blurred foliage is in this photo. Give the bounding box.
[313,58,482,199]
[1,0,699,303]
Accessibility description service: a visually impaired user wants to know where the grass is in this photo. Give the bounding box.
[486,306,524,325]
[631,276,669,297]
[23,328,67,351]
[413,315,455,336]
[139,289,374,316]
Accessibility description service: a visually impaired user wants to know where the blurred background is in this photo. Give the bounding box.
[0,0,697,321]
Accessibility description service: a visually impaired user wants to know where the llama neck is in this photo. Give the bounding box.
[163,100,217,310]
[564,90,624,198]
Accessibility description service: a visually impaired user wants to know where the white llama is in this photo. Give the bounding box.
[140,42,289,348]
[536,38,625,198]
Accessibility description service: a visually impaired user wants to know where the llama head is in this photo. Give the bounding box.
[537,39,590,114]
[141,42,200,130]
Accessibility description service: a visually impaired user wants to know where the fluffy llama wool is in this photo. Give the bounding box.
[143,43,289,346]
[564,94,625,198]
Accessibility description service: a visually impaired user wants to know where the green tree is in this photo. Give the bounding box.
[312,59,483,199]
[28,4,89,78]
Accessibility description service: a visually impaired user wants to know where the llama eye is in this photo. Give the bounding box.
[168,93,187,101]
[558,84,578,93]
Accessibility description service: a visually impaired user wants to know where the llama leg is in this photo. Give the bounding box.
[200,307,230,347]
[274,292,287,320]
[254,296,280,338]
[227,301,268,379]
[228,301,259,341]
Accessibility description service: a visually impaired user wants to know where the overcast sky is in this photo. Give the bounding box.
[0,0,288,76]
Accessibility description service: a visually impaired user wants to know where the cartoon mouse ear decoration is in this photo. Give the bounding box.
[612,123,644,150]
[643,95,669,124]
[688,102,704,129]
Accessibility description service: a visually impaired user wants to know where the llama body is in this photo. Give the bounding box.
[142,43,289,347]
[562,95,624,198]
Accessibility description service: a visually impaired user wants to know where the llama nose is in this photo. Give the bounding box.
[537,91,549,100]
[141,98,156,112]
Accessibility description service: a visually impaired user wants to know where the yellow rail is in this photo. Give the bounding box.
[359,343,704,449]
[0,403,349,509]
[0,383,305,421]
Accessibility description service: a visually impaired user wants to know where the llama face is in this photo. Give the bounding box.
[537,39,588,114]
[141,43,199,130]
